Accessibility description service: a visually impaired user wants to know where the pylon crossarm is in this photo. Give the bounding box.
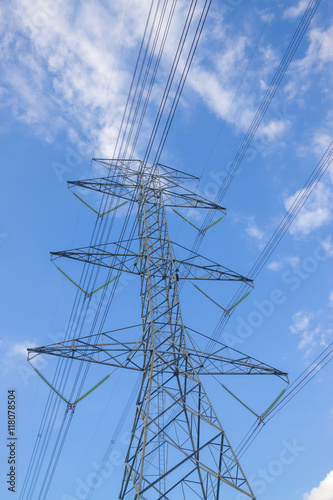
[172,241,252,282]
[184,326,289,383]
[154,343,288,380]
[185,348,288,380]
[92,158,200,184]
[27,336,288,381]
[50,240,140,275]
[146,340,288,380]
[68,178,136,201]
[92,158,142,173]
[162,189,226,210]
[27,336,147,372]
[50,240,252,282]
[69,177,226,212]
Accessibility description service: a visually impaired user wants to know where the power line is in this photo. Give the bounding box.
[21,2,219,496]
[191,0,321,254]
[235,341,333,461]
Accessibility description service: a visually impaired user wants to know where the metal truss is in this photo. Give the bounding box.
[68,159,226,212]
[68,177,226,211]
[28,328,288,381]
[50,239,252,282]
[92,158,201,184]
[29,160,288,499]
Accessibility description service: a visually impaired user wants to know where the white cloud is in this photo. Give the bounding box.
[1,0,303,161]
[258,118,290,141]
[187,38,257,134]
[1,1,127,149]
[6,341,31,357]
[303,470,333,500]
[10,343,30,356]
[286,256,302,267]
[290,311,313,334]
[329,291,333,307]
[284,181,333,237]
[244,218,267,249]
[285,21,333,103]
[290,311,320,354]
[1,0,330,167]
[267,260,283,272]
[296,23,333,74]
[297,130,333,159]
[313,133,333,156]
[2,0,277,164]
[246,223,265,241]
[267,256,300,272]
[256,8,274,24]
[319,236,333,257]
[290,311,332,355]
[283,0,309,20]
[1,0,183,156]
[181,24,287,141]
[0,340,33,374]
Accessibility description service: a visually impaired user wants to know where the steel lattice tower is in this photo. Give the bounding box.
[28,159,288,499]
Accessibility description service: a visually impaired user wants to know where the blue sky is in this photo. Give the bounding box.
[1,0,333,499]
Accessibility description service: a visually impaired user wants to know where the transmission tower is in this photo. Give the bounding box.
[28,159,288,499]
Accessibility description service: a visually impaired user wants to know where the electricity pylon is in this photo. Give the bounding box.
[28,159,288,499]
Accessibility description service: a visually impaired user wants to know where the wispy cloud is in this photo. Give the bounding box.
[0,0,159,153]
[186,34,256,133]
[285,21,333,103]
[319,235,333,257]
[297,130,333,159]
[290,310,332,356]
[258,118,290,141]
[187,27,291,142]
[244,217,267,249]
[284,181,333,237]
[290,311,319,354]
[267,260,283,272]
[0,339,33,374]
[329,291,333,307]
[267,256,300,272]
[283,0,310,21]
[1,0,296,156]
[303,470,333,500]
[295,23,333,75]
[231,213,271,250]
[256,8,275,24]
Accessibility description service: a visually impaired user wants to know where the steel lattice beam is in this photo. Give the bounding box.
[68,158,226,212]
[50,239,252,282]
[28,333,288,381]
